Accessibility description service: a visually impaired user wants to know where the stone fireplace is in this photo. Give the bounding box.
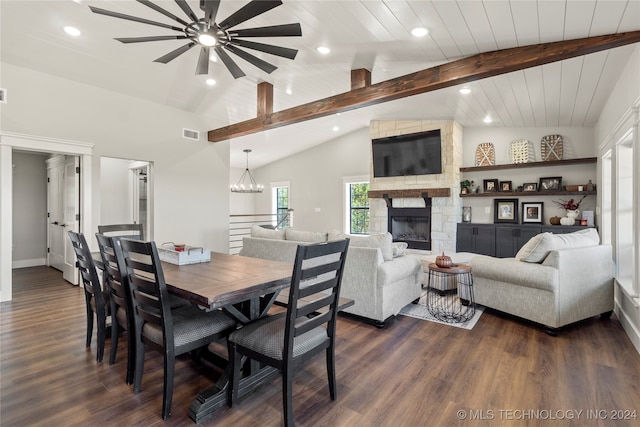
[368,120,463,254]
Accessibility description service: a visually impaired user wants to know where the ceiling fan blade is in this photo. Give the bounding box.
[136,0,189,26]
[219,0,283,31]
[154,42,197,63]
[201,0,221,25]
[230,39,297,59]
[115,35,190,44]
[224,45,277,74]
[89,6,184,32]
[196,47,210,75]
[233,23,302,38]
[214,46,246,79]
[174,0,200,22]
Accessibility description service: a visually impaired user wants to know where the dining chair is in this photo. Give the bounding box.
[119,238,237,420]
[227,238,350,427]
[98,223,144,241]
[67,231,110,362]
[95,233,135,384]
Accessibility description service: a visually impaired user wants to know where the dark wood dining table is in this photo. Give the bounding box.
[159,252,294,423]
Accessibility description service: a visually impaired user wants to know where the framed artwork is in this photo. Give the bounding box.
[484,179,499,193]
[500,181,512,192]
[462,206,472,223]
[522,202,543,224]
[523,182,538,192]
[494,199,519,224]
[539,176,562,191]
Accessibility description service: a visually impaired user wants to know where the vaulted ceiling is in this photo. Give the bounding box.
[1,1,639,168]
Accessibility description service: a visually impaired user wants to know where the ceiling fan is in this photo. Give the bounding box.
[89,0,302,78]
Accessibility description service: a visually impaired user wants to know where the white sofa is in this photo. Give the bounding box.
[470,229,615,333]
[239,226,423,327]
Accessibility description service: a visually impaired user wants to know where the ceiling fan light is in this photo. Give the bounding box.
[198,32,217,47]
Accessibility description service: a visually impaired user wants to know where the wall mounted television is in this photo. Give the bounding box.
[372,129,442,177]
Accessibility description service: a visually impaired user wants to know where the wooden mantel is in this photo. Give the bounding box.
[368,188,451,199]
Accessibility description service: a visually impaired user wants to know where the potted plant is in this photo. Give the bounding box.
[460,180,474,195]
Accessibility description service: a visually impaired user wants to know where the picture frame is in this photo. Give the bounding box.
[484,179,499,193]
[494,198,519,224]
[523,182,538,192]
[538,176,562,191]
[522,202,543,224]
[500,181,512,192]
[462,206,472,223]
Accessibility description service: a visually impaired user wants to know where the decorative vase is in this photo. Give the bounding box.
[435,252,453,268]
[560,209,580,226]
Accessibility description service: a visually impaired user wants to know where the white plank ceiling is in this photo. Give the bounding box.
[1,0,639,168]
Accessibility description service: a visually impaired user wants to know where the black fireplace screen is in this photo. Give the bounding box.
[387,206,431,250]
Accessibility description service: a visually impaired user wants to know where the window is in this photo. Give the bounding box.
[271,182,291,228]
[343,177,369,235]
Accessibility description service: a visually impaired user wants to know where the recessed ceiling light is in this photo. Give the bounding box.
[459,87,471,95]
[206,79,216,86]
[64,26,81,37]
[332,126,339,132]
[285,88,292,95]
[411,27,429,37]
[483,116,493,124]
[317,46,331,55]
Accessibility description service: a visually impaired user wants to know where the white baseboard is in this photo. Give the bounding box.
[615,302,640,357]
[12,258,46,269]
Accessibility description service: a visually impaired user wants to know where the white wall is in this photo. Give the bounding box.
[229,167,257,215]
[0,62,230,299]
[100,157,131,225]
[594,45,640,355]
[12,151,48,267]
[253,127,371,232]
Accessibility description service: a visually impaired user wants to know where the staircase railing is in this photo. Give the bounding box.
[229,210,293,254]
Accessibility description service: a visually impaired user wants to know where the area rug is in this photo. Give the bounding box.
[399,292,484,330]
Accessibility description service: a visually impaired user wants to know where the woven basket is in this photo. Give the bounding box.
[475,142,495,166]
[509,139,535,164]
[541,134,563,161]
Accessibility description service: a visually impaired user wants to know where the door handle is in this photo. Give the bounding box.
[51,221,59,225]
[60,224,67,227]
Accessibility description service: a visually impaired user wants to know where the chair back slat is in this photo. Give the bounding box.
[96,234,131,322]
[68,231,105,309]
[98,223,144,241]
[120,238,174,350]
[284,239,349,359]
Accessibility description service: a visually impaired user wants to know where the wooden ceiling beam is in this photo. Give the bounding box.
[257,81,273,116]
[208,30,640,143]
[351,68,371,90]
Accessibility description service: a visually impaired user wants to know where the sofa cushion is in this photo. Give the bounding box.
[328,230,393,261]
[251,225,286,240]
[515,232,555,263]
[285,228,328,243]
[516,228,600,263]
[392,242,408,258]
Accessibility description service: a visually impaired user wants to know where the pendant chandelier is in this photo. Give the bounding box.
[231,149,263,193]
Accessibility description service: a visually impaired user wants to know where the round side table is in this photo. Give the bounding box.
[426,263,475,323]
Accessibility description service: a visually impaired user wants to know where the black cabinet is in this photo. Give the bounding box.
[495,225,541,258]
[457,223,595,257]
[456,224,496,256]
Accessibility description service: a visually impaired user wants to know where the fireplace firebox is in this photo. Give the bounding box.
[384,194,432,250]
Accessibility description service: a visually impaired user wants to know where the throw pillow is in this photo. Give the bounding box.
[285,228,328,243]
[392,242,408,258]
[552,228,600,249]
[250,225,286,240]
[328,230,393,261]
[515,232,555,263]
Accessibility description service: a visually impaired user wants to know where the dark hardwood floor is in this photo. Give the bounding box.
[2,266,640,427]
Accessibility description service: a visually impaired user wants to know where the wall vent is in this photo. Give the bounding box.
[183,128,200,141]
[0,88,6,104]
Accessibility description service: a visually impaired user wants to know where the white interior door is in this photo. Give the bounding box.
[130,162,151,240]
[47,155,79,284]
[62,156,80,284]
[47,158,64,272]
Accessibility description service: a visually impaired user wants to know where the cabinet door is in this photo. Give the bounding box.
[474,226,496,256]
[495,226,518,258]
[456,224,475,252]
